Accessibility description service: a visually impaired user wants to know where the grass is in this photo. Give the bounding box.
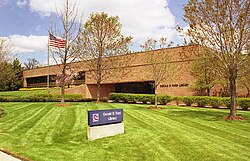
[0,90,51,97]
[0,89,60,97]
[0,102,249,161]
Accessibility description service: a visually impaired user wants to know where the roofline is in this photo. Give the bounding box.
[23,44,200,71]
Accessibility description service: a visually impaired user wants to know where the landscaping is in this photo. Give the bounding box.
[0,102,249,161]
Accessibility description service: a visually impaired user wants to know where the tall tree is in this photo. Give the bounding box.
[79,12,132,102]
[184,0,250,118]
[141,38,177,108]
[24,58,39,70]
[49,0,83,103]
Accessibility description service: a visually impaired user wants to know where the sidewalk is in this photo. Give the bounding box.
[0,151,21,161]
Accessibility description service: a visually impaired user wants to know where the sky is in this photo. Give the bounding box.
[0,0,189,65]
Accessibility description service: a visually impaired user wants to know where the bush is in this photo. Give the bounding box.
[237,98,250,110]
[208,97,221,108]
[171,96,181,105]
[158,95,172,105]
[109,93,171,104]
[195,96,210,107]
[220,97,231,108]
[180,96,194,106]
[0,94,85,102]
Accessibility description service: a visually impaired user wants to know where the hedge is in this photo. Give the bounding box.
[109,93,171,104]
[171,96,250,110]
[237,98,250,110]
[0,94,96,102]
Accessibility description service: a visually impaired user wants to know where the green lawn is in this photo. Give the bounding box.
[0,102,249,161]
[0,90,50,97]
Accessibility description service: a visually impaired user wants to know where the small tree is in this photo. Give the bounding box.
[79,12,132,102]
[0,38,14,63]
[49,0,83,103]
[56,67,78,87]
[0,59,22,90]
[141,38,177,108]
[238,64,250,97]
[184,0,250,117]
[190,51,218,96]
[24,58,39,70]
[11,59,22,90]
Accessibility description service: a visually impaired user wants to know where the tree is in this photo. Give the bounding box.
[11,59,22,90]
[56,67,78,88]
[0,38,14,63]
[24,58,39,70]
[49,0,83,103]
[0,61,14,90]
[79,12,132,102]
[238,62,250,97]
[190,51,218,96]
[141,38,177,108]
[184,0,250,118]
[0,59,22,90]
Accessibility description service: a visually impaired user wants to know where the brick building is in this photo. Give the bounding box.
[22,45,248,98]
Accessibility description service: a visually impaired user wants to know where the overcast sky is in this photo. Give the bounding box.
[0,0,188,65]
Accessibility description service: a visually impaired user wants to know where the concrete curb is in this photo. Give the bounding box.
[0,151,21,161]
[0,149,33,161]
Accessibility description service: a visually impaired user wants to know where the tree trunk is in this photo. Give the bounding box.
[154,88,158,108]
[96,81,101,102]
[61,83,65,103]
[229,68,237,117]
[207,88,210,96]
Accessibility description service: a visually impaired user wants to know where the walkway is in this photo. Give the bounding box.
[0,151,21,161]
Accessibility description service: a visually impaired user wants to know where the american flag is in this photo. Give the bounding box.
[49,33,66,48]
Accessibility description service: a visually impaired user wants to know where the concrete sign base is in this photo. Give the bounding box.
[87,122,124,141]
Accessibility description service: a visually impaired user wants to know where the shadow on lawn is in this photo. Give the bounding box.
[0,109,5,118]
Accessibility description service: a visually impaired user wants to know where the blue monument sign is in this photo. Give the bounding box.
[88,109,123,127]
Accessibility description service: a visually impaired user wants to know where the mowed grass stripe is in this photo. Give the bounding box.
[151,108,249,143]
[1,104,47,131]
[118,104,250,160]
[141,108,250,160]
[21,106,61,145]
[0,102,249,161]
[8,105,51,132]
[118,104,188,160]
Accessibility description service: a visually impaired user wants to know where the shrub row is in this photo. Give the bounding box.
[172,96,250,110]
[172,96,229,108]
[109,93,250,110]
[0,94,96,102]
[109,93,171,104]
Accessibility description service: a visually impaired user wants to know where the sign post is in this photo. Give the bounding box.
[87,109,124,141]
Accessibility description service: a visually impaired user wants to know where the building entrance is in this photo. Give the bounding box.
[115,81,155,94]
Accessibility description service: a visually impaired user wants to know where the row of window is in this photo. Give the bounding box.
[26,71,85,87]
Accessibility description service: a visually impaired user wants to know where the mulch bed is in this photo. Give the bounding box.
[223,116,245,120]
[55,103,71,106]
[147,106,164,110]
[0,148,33,161]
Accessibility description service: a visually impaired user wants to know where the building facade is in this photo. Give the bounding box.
[22,45,248,98]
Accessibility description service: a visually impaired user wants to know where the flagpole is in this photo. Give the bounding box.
[47,30,50,93]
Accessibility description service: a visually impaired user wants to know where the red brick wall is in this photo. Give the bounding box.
[86,84,115,98]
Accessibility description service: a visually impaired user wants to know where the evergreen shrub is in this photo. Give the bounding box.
[237,98,250,110]
[109,93,171,104]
